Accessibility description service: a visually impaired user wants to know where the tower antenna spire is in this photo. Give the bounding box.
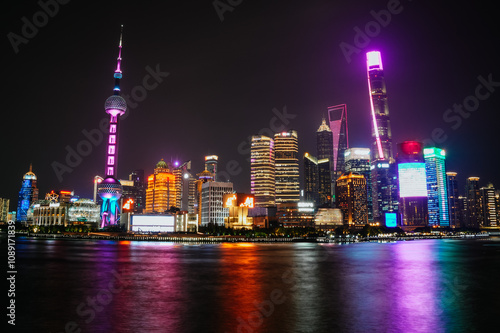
[113,25,124,94]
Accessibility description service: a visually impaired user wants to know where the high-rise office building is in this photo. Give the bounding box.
[366,51,393,161]
[175,161,195,213]
[317,159,332,207]
[303,153,331,207]
[397,141,428,229]
[195,167,214,225]
[336,172,368,227]
[465,177,481,229]
[344,148,372,222]
[317,118,334,202]
[366,51,398,224]
[371,162,399,224]
[200,181,233,226]
[145,159,177,213]
[181,171,197,214]
[16,164,39,222]
[480,184,497,227]
[446,172,460,228]
[327,104,349,181]
[304,153,318,204]
[317,118,333,164]
[251,135,275,207]
[205,155,218,181]
[274,130,300,204]
[0,198,10,222]
[457,195,468,228]
[128,169,145,213]
[97,26,127,228]
[424,147,449,227]
[171,162,183,208]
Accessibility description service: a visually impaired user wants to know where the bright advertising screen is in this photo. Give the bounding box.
[385,212,397,227]
[398,163,427,198]
[131,215,175,233]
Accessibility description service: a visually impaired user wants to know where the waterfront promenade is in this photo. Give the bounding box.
[13,231,492,243]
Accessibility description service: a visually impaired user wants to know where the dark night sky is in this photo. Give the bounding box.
[2,0,500,205]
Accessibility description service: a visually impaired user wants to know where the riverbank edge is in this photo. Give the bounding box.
[10,231,492,243]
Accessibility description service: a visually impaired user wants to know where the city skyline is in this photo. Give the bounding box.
[3,1,500,204]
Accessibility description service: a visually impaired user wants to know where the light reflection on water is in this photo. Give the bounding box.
[10,237,500,332]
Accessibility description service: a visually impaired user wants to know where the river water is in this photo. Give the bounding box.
[8,236,500,332]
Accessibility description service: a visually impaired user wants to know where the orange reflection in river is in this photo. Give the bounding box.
[217,243,266,333]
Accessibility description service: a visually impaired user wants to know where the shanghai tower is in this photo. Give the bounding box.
[97,26,127,228]
[367,51,393,161]
[366,51,398,224]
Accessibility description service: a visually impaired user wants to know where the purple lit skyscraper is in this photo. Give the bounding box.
[366,51,393,161]
[366,51,398,224]
[327,104,348,181]
[97,26,127,228]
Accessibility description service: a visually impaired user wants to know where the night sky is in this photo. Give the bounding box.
[3,0,500,205]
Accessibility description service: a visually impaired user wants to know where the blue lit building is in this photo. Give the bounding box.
[424,147,449,227]
[16,164,39,222]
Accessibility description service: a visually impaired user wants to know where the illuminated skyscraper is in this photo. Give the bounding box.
[327,104,348,182]
[424,147,449,227]
[336,172,368,227]
[97,26,127,228]
[316,118,334,202]
[16,164,39,222]
[274,130,300,203]
[171,161,183,208]
[181,171,197,214]
[317,118,333,164]
[129,169,145,213]
[195,167,214,225]
[344,148,372,222]
[397,141,428,229]
[304,153,319,204]
[446,172,460,228]
[251,135,275,207]
[465,177,481,229]
[176,161,194,213]
[366,51,398,223]
[317,159,331,207]
[480,184,497,227]
[201,181,233,226]
[145,159,177,213]
[304,152,331,207]
[366,51,393,161]
[458,195,468,227]
[205,155,218,181]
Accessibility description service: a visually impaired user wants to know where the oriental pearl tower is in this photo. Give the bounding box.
[97,26,127,228]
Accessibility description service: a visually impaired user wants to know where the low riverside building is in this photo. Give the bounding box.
[314,208,343,231]
[128,212,198,233]
[32,201,67,226]
[276,202,315,228]
[31,192,100,227]
[175,212,198,232]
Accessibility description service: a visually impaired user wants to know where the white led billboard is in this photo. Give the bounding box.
[131,215,175,233]
[398,163,427,198]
